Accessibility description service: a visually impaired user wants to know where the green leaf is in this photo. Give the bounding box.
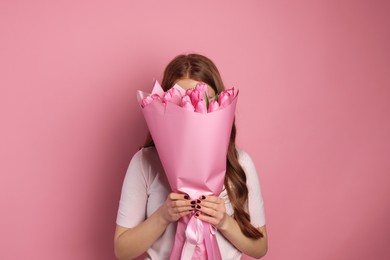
[205,92,209,109]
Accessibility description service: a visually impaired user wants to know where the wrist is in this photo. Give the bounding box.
[218,213,233,232]
[155,206,171,227]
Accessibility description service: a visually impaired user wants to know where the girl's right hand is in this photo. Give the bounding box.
[159,193,195,225]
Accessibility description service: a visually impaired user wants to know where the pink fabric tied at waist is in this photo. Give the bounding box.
[171,213,221,260]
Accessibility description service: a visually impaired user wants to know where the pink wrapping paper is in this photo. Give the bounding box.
[137,81,238,260]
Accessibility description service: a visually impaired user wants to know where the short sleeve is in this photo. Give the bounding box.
[238,149,266,228]
[116,149,149,228]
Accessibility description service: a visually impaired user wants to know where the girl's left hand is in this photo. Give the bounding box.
[195,195,227,229]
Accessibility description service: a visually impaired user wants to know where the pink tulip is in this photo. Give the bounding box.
[195,83,208,94]
[163,87,182,105]
[218,88,234,108]
[195,99,207,113]
[141,94,162,108]
[194,89,205,105]
[181,95,195,112]
[141,96,153,108]
[185,88,194,96]
[187,83,208,109]
[226,88,234,96]
[208,100,220,112]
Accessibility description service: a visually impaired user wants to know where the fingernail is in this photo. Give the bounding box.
[191,205,195,208]
[184,195,190,200]
[200,195,206,200]
[195,213,199,217]
[196,205,201,209]
[191,201,196,205]
[196,199,201,204]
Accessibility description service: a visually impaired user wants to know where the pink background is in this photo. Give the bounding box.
[1,1,389,259]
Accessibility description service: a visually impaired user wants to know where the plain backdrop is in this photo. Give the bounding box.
[1,1,389,259]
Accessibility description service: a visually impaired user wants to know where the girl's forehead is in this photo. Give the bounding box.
[175,78,202,90]
[175,78,216,97]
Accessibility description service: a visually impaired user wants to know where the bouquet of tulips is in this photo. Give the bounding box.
[137,81,238,260]
[141,82,235,113]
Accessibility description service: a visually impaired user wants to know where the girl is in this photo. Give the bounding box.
[114,53,268,259]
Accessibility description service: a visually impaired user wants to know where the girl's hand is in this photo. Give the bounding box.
[159,193,194,225]
[195,195,227,229]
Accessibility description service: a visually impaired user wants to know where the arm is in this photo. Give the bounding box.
[196,196,268,259]
[196,150,268,258]
[219,215,268,258]
[114,193,194,259]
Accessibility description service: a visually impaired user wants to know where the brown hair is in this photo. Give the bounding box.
[144,53,263,239]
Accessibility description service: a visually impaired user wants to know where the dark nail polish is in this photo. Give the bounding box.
[200,195,206,200]
[184,195,190,200]
[196,199,201,204]
[191,200,196,205]
[196,205,201,209]
[195,213,199,217]
[191,205,195,208]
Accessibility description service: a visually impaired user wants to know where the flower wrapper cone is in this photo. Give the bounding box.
[137,81,238,260]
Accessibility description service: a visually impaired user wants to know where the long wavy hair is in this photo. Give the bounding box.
[143,53,263,239]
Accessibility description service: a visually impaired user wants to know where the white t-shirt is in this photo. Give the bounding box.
[116,147,266,260]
